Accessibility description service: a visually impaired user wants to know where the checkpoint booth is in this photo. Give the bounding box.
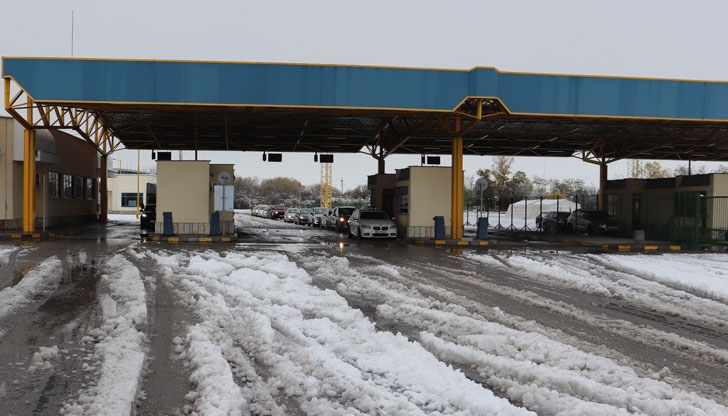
[155,161,234,235]
[369,166,454,238]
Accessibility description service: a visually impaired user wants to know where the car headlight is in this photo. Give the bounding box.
[339,217,345,222]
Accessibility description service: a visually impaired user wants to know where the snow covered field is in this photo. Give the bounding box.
[1,224,728,415]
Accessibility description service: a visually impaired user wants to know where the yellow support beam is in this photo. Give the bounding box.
[451,121,463,239]
[23,128,36,233]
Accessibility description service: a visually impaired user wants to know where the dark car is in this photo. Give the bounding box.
[539,211,570,233]
[140,203,156,230]
[330,206,356,232]
[269,205,286,220]
[295,208,313,225]
[566,209,618,235]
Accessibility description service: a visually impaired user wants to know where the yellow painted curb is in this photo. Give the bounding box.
[618,245,631,252]
[476,241,490,246]
[47,232,55,237]
[644,245,658,251]
[10,234,21,239]
[492,240,498,246]
[456,241,469,246]
[580,241,592,247]
[561,239,572,244]
[601,244,610,251]
[199,237,213,242]
[168,237,180,243]
[415,240,425,244]
[31,233,40,238]
[434,240,446,245]
[669,245,681,251]
[151,235,160,241]
[221,237,231,242]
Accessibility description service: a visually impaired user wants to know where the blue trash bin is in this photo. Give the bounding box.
[433,216,446,239]
[210,212,220,236]
[477,217,489,240]
[162,212,174,236]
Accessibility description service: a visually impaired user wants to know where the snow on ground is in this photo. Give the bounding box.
[297,251,728,415]
[28,345,61,372]
[62,254,147,416]
[0,256,61,320]
[0,246,19,265]
[234,211,306,229]
[602,253,728,303]
[107,214,139,223]
[148,249,532,415]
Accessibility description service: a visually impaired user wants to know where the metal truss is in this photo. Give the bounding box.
[4,77,122,156]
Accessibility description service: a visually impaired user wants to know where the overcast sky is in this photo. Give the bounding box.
[3,0,728,189]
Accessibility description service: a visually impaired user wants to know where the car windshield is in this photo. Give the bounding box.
[273,205,285,210]
[360,211,390,220]
[288,209,299,213]
[300,209,312,214]
[338,208,355,215]
[583,211,605,219]
[314,208,327,214]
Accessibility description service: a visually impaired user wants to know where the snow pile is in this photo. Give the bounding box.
[62,254,147,416]
[28,345,60,372]
[149,249,532,415]
[234,212,303,229]
[300,251,728,415]
[0,256,61,320]
[107,214,139,223]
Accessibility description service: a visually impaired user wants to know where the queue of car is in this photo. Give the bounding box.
[251,204,397,239]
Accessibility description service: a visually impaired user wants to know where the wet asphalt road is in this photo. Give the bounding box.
[0,216,727,414]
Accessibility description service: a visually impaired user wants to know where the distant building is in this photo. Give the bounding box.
[107,168,156,214]
[0,117,99,230]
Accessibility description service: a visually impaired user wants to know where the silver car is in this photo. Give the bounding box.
[284,208,299,223]
[309,207,329,227]
[348,209,397,239]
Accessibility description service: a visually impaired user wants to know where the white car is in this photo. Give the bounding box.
[348,209,397,239]
[309,207,329,227]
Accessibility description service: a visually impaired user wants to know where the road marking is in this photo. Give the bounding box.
[199,237,213,242]
[669,245,681,251]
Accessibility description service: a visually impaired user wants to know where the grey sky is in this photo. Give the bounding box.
[3,0,728,189]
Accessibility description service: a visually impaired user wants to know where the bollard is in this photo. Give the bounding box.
[163,212,174,236]
[477,217,489,240]
[210,212,220,236]
[433,216,446,239]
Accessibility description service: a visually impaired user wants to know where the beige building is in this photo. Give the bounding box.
[0,117,99,230]
[369,166,454,238]
[155,161,234,235]
[107,170,157,214]
[606,173,728,240]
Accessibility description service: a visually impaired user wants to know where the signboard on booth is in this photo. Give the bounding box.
[214,185,234,211]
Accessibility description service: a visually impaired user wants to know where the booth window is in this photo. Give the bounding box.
[86,178,95,201]
[74,176,84,199]
[48,172,59,199]
[121,192,143,208]
[398,186,409,214]
[63,174,74,199]
[607,193,618,217]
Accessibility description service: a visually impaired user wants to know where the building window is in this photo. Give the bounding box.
[35,173,40,188]
[74,176,84,199]
[121,192,143,208]
[63,174,74,199]
[398,186,409,214]
[48,172,60,199]
[607,193,618,217]
[86,178,95,201]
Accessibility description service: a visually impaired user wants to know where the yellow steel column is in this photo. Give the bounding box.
[451,127,463,239]
[23,96,36,233]
[599,161,608,211]
[100,155,108,223]
[23,129,36,233]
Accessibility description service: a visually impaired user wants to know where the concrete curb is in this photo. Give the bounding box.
[0,231,73,241]
[410,238,498,247]
[148,234,237,243]
[515,233,682,252]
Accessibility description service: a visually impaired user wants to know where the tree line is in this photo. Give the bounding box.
[233,176,369,208]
